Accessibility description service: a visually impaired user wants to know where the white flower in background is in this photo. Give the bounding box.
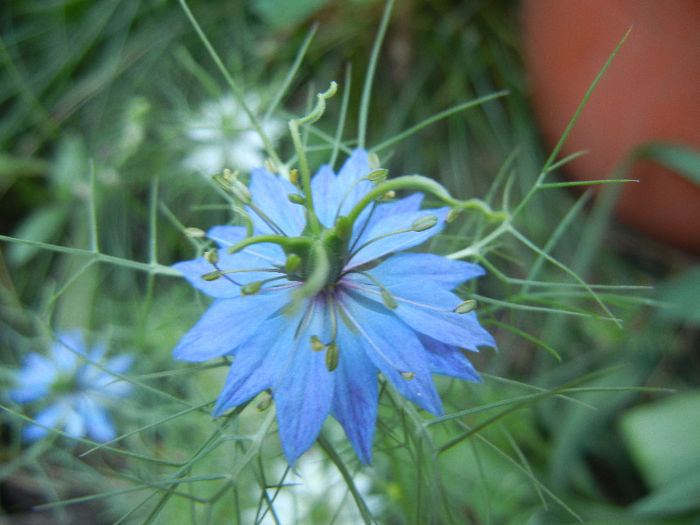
[182,94,284,175]
[248,450,381,524]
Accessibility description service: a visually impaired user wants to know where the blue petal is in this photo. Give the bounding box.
[347,207,449,268]
[310,164,337,227]
[206,225,247,247]
[334,150,375,218]
[274,337,335,465]
[10,353,55,403]
[77,396,116,442]
[417,333,481,382]
[173,291,291,362]
[248,168,305,236]
[369,252,485,290]
[332,320,378,464]
[211,308,304,416]
[25,403,64,442]
[336,289,443,415]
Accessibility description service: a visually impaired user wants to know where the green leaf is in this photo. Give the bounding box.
[655,267,700,325]
[620,391,700,489]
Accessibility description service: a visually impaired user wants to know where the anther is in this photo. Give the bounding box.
[264,158,278,174]
[367,169,388,183]
[454,299,477,314]
[201,270,222,281]
[289,168,299,185]
[310,335,325,352]
[401,371,415,380]
[446,208,460,223]
[325,342,339,372]
[379,190,396,201]
[287,193,306,205]
[256,392,273,411]
[381,288,398,310]
[184,227,205,238]
[411,215,438,232]
[241,281,263,296]
[204,250,218,265]
[368,152,381,170]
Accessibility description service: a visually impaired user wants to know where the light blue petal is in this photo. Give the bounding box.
[77,396,116,442]
[346,207,449,268]
[274,331,335,465]
[417,334,481,382]
[212,308,305,416]
[349,194,423,246]
[173,291,291,362]
[63,404,86,439]
[248,168,305,236]
[368,252,485,290]
[332,320,378,464]
[334,150,375,218]
[10,353,55,403]
[392,302,496,352]
[310,164,337,227]
[336,289,443,415]
[25,403,64,442]
[206,225,247,247]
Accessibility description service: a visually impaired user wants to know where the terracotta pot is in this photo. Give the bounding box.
[522,0,700,253]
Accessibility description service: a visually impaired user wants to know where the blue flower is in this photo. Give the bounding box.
[10,330,133,443]
[173,149,495,464]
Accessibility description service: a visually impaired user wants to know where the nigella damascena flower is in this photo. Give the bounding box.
[10,330,133,443]
[173,149,495,464]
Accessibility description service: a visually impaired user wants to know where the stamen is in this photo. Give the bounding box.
[355,271,398,311]
[400,371,415,380]
[204,250,218,265]
[241,281,262,295]
[411,215,438,232]
[287,193,306,205]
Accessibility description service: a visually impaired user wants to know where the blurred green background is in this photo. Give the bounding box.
[1,0,698,523]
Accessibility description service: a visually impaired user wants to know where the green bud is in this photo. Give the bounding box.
[201,270,222,281]
[310,335,325,352]
[288,193,306,205]
[204,250,218,265]
[241,281,263,295]
[381,288,398,310]
[454,299,477,314]
[401,371,415,380]
[184,227,206,238]
[367,169,388,183]
[411,215,438,232]
[285,253,302,273]
[325,342,339,372]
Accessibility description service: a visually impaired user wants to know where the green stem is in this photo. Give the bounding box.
[226,234,313,255]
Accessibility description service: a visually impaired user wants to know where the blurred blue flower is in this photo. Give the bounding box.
[173,149,495,464]
[10,330,133,443]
